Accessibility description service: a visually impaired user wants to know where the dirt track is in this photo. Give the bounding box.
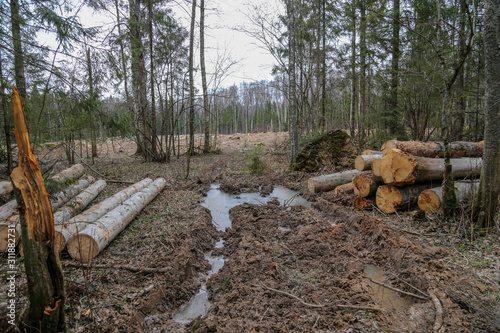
[0,132,499,332]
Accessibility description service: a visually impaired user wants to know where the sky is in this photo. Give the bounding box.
[37,0,284,89]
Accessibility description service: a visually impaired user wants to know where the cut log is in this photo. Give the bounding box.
[67,178,166,261]
[308,170,367,193]
[353,196,372,210]
[355,154,383,171]
[51,164,85,183]
[381,140,484,158]
[0,175,96,252]
[0,181,13,196]
[380,149,482,186]
[353,173,384,197]
[361,150,382,155]
[376,183,436,214]
[418,181,480,212]
[333,182,355,195]
[55,178,153,253]
[372,159,382,177]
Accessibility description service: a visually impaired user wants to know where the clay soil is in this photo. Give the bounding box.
[1,132,499,333]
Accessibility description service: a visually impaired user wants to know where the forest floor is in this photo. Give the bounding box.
[1,132,500,332]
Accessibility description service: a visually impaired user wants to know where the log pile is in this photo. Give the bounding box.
[308,140,483,214]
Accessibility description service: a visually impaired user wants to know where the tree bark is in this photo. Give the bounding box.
[353,173,383,197]
[376,183,435,214]
[185,0,197,178]
[10,0,27,101]
[288,0,299,163]
[67,178,166,261]
[51,164,86,183]
[380,148,482,186]
[10,86,65,332]
[418,181,479,212]
[200,0,210,153]
[54,178,153,253]
[308,170,367,193]
[355,154,383,171]
[473,0,500,230]
[381,140,484,158]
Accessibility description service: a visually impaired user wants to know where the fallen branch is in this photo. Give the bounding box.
[370,279,429,300]
[428,290,445,333]
[64,261,172,274]
[258,281,383,312]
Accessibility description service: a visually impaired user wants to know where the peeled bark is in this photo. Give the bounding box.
[333,182,355,195]
[381,140,484,158]
[372,158,382,177]
[308,170,367,193]
[10,86,65,332]
[51,164,85,183]
[418,181,480,212]
[376,183,436,214]
[355,154,383,171]
[67,178,166,261]
[380,149,482,186]
[353,173,383,197]
[54,178,153,253]
[0,175,95,252]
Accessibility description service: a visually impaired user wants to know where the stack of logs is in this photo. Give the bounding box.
[0,163,165,261]
[308,140,483,214]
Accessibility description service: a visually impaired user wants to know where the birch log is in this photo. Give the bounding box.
[0,175,96,252]
[67,178,166,261]
[381,140,484,158]
[51,164,85,182]
[0,181,13,195]
[55,178,153,253]
[418,181,480,212]
[380,149,482,186]
[354,154,383,171]
[376,183,436,214]
[308,170,367,193]
[352,173,384,197]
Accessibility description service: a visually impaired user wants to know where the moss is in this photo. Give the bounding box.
[290,130,352,172]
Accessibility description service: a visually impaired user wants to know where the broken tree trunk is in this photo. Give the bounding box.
[10,86,65,332]
[308,170,367,193]
[54,178,153,253]
[51,164,85,183]
[333,182,355,195]
[372,158,382,177]
[0,175,95,252]
[376,183,436,214]
[353,173,384,197]
[355,154,383,171]
[67,178,166,261]
[380,149,482,186]
[381,140,484,158]
[418,181,480,212]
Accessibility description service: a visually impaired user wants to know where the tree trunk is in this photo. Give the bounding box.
[0,181,13,195]
[185,0,197,178]
[10,86,65,332]
[353,173,383,197]
[10,0,27,101]
[54,178,153,253]
[0,175,95,252]
[51,164,85,183]
[381,140,484,158]
[308,170,367,193]
[148,0,158,160]
[355,154,383,171]
[0,49,12,174]
[418,181,479,212]
[380,149,482,186]
[376,183,435,214]
[67,178,166,261]
[200,0,210,153]
[473,0,500,230]
[387,0,400,135]
[86,48,98,160]
[288,0,299,163]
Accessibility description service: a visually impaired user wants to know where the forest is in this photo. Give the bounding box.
[0,0,499,332]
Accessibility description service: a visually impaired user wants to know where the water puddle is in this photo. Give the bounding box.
[364,265,408,311]
[173,184,309,323]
